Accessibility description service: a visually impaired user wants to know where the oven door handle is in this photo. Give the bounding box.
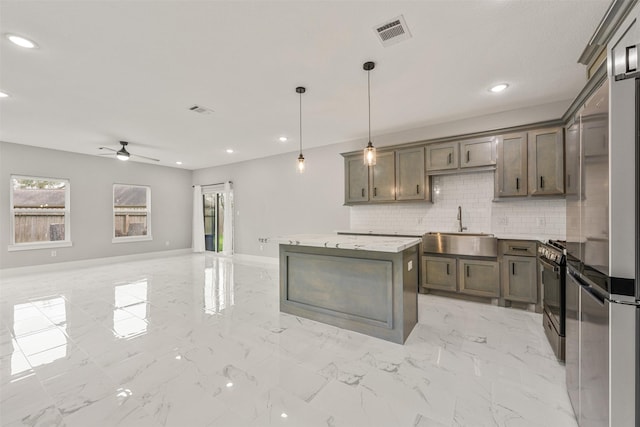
[539,257,560,273]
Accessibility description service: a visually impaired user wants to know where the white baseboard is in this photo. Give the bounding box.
[0,248,193,279]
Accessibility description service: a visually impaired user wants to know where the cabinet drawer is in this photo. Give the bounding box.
[499,240,537,257]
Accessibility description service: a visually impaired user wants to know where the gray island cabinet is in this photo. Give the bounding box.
[274,234,420,344]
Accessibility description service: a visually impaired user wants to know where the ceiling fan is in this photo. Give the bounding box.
[98,141,159,162]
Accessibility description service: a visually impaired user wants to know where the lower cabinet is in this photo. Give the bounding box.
[422,256,499,298]
[501,255,537,303]
[458,259,500,297]
[422,256,457,291]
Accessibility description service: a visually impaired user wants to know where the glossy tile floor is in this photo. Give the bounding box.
[0,254,578,427]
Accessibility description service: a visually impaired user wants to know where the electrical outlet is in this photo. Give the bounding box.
[259,245,264,251]
[498,216,508,226]
[51,250,57,257]
[165,241,170,246]
[536,217,546,226]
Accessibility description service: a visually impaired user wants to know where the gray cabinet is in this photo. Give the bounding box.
[460,136,496,168]
[426,141,458,172]
[344,154,369,203]
[422,256,457,292]
[565,124,579,196]
[528,127,564,196]
[502,256,537,303]
[370,151,396,201]
[396,147,427,201]
[458,259,499,297]
[499,240,538,306]
[495,132,528,197]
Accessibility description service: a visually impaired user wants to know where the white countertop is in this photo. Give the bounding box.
[336,229,561,242]
[270,233,422,253]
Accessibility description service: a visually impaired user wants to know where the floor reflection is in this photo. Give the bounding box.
[204,257,235,315]
[113,280,148,339]
[12,297,67,374]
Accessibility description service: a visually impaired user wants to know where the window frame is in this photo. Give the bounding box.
[8,175,72,252]
[112,183,152,243]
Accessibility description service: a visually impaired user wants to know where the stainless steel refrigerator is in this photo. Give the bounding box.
[565,38,639,426]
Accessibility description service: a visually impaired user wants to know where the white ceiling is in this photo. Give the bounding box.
[0,0,610,170]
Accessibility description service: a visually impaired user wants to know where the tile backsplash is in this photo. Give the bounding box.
[350,171,566,240]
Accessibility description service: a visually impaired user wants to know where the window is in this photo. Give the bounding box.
[113,184,151,242]
[9,175,71,251]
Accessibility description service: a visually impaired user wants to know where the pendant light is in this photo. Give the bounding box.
[363,61,376,166]
[296,86,306,173]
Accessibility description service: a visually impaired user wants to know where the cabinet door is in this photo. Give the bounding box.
[422,256,457,291]
[344,155,369,203]
[565,123,579,196]
[370,151,396,201]
[396,147,427,201]
[501,256,537,303]
[426,142,458,172]
[495,133,528,197]
[528,128,564,196]
[460,136,496,168]
[458,259,499,297]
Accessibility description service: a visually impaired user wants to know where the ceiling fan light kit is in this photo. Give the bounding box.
[99,141,159,162]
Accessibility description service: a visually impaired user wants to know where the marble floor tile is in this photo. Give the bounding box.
[0,254,578,426]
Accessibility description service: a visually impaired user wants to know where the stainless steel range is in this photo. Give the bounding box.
[539,239,566,362]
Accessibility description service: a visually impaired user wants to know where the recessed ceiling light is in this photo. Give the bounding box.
[0,91,10,98]
[176,161,183,165]
[489,83,509,93]
[279,136,287,142]
[226,149,234,154]
[6,34,38,49]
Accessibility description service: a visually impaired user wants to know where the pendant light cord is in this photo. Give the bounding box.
[367,69,371,143]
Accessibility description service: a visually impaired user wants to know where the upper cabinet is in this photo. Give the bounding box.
[343,148,429,205]
[344,154,369,204]
[565,124,579,196]
[460,136,496,168]
[426,142,458,172]
[370,151,396,201]
[495,133,528,197]
[528,128,564,196]
[396,147,427,201]
[495,127,565,198]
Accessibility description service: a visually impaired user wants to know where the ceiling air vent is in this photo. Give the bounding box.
[373,15,411,47]
[188,105,214,115]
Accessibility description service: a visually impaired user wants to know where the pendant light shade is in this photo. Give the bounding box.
[363,61,376,166]
[296,86,306,173]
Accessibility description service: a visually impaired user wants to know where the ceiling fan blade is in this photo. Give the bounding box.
[99,147,117,152]
[98,153,115,156]
[132,154,160,162]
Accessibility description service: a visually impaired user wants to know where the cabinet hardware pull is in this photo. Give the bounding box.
[446,264,450,275]
[516,177,520,190]
[512,263,515,275]
[374,187,377,197]
[466,151,470,163]
[361,188,365,197]
[512,247,528,251]
[416,184,420,194]
[540,176,544,189]
[466,265,470,277]
[448,153,452,164]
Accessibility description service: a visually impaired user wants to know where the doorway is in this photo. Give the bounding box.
[203,192,224,252]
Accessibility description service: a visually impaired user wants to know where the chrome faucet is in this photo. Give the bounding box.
[457,206,468,232]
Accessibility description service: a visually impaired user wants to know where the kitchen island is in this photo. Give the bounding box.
[273,234,420,344]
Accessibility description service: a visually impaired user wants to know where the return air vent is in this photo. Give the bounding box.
[188,104,214,115]
[373,15,411,47]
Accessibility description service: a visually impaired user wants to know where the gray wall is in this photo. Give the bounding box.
[194,100,570,258]
[0,141,192,269]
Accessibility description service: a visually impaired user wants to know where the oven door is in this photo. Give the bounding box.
[541,257,561,330]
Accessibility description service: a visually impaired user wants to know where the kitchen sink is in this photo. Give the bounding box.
[423,232,497,257]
